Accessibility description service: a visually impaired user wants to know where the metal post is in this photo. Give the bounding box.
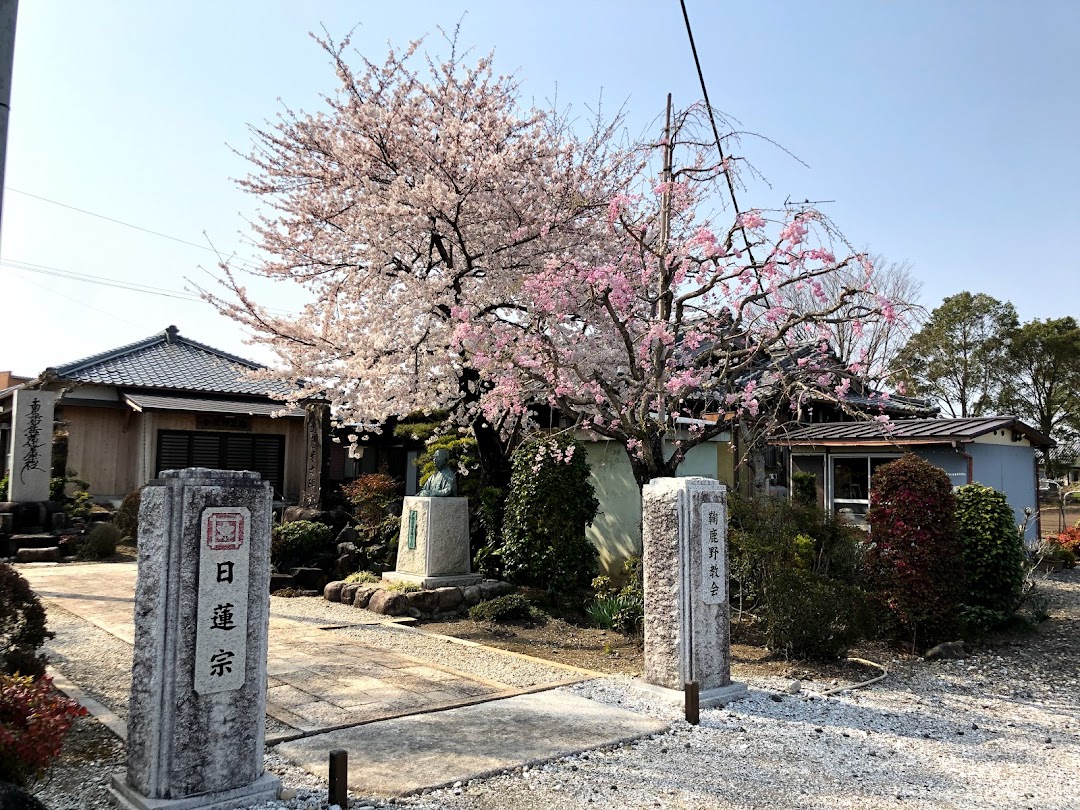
[328,748,348,806]
[685,680,700,725]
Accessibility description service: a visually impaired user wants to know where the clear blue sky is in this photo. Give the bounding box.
[2,1,1077,376]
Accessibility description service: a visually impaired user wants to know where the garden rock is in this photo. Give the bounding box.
[435,586,463,612]
[925,640,967,660]
[269,573,295,592]
[406,589,442,615]
[15,546,62,563]
[291,567,328,591]
[324,581,345,602]
[785,680,803,694]
[368,589,409,616]
[480,580,513,599]
[336,526,359,545]
[462,585,482,606]
[340,582,362,605]
[352,586,378,608]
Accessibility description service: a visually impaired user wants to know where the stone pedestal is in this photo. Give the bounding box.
[6,389,55,503]
[108,468,280,810]
[383,496,480,588]
[639,477,745,706]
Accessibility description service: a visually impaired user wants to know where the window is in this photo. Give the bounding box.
[830,455,900,529]
[156,430,285,496]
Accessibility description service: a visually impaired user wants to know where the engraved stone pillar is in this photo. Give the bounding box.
[109,468,280,810]
[640,477,746,706]
[6,389,55,502]
[382,496,480,588]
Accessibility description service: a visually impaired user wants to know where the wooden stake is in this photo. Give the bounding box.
[328,748,348,807]
[685,680,700,725]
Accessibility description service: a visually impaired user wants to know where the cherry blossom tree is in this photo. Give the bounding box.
[454,106,896,487]
[205,32,635,487]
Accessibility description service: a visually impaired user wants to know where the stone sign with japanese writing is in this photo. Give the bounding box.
[640,477,745,706]
[109,468,280,810]
[6,389,55,503]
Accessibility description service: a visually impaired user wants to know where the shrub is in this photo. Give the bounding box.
[271,520,333,572]
[791,472,818,506]
[113,490,141,542]
[343,571,381,584]
[341,473,400,533]
[0,674,87,786]
[954,483,1026,631]
[0,564,52,679]
[763,569,875,659]
[383,580,420,593]
[0,474,7,501]
[863,454,965,648]
[77,523,123,560]
[468,593,532,623]
[49,473,92,521]
[587,556,644,634]
[500,435,599,601]
[1057,525,1080,558]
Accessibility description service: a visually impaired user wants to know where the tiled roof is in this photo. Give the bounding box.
[48,326,296,397]
[775,416,1054,448]
[122,391,304,417]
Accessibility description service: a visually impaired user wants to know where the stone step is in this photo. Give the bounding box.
[16,546,63,563]
[11,533,58,549]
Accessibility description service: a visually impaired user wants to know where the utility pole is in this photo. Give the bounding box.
[0,0,17,252]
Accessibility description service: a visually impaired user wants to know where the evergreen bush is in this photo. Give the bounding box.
[468,593,533,623]
[78,523,122,560]
[863,454,965,647]
[0,564,52,679]
[113,490,141,542]
[271,520,333,572]
[500,434,599,600]
[954,483,1026,631]
[763,569,875,659]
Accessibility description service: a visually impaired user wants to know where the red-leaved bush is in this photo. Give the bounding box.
[863,454,965,649]
[0,673,87,785]
[1057,525,1080,558]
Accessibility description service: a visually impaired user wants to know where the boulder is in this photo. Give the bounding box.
[336,526,360,545]
[291,567,328,591]
[367,589,410,616]
[406,589,442,615]
[340,582,362,605]
[269,573,295,592]
[15,547,62,563]
[924,641,966,661]
[462,585,482,607]
[324,581,346,603]
[282,506,321,524]
[435,586,463,612]
[352,586,378,609]
[479,580,513,599]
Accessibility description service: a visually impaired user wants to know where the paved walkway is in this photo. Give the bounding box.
[19,563,566,740]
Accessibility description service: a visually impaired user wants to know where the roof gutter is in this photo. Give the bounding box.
[952,440,974,485]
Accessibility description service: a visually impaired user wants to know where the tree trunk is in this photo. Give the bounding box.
[627,431,679,489]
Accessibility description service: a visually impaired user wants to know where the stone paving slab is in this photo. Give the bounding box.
[17,562,546,738]
[275,690,669,797]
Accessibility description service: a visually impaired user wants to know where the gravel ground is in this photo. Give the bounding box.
[26,569,1080,809]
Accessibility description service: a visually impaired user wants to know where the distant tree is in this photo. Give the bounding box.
[782,253,924,388]
[997,317,1080,472]
[895,292,1018,417]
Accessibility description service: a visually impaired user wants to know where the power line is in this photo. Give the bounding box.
[1,257,299,316]
[3,186,261,269]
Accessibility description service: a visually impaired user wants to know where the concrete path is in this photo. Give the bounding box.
[275,690,668,797]
[18,563,565,738]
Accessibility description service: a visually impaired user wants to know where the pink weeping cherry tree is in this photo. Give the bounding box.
[453,105,899,487]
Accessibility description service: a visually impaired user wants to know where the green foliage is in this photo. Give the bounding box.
[340,473,401,568]
[49,473,92,521]
[954,484,1026,631]
[113,490,141,543]
[763,569,876,660]
[343,571,381,584]
[863,454,965,647]
[0,474,8,501]
[384,580,420,593]
[896,291,1017,418]
[0,673,87,786]
[417,432,480,495]
[791,472,818,506]
[0,563,52,679]
[77,523,123,560]
[587,556,644,634]
[728,495,873,659]
[271,520,333,572]
[500,435,599,600]
[468,593,533,623]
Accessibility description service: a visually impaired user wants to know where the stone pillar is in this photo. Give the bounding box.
[300,401,328,509]
[109,468,280,810]
[382,496,480,588]
[640,477,746,705]
[6,389,55,502]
